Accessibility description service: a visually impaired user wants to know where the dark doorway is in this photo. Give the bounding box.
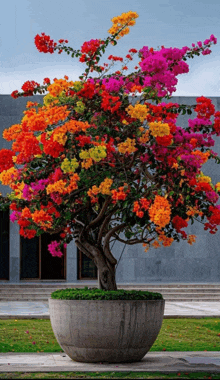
[77,249,97,279]
[20,233,66,280]
[0,208,9,280]
[20,236,39,279]
[41,233,66,280]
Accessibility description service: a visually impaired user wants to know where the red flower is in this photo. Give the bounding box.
[11,90,19,99]
[108,55,123,62]
[0,149,14,172]
[172,215,188,232]
[58,39,68,44]
[195,96,215,119]
[156,134,173,146]
[21,81,40,95]
[213,111,220,135]
[41,134,64,158]
[81,39,102,56]
[79,54,87,63]
[34,33,57,54]
[75,135,92,147]
[43,77,51,85]
[195,182,213,192]
[77,82,96,99]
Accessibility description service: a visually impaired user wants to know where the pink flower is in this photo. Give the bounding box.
[210,34,217,44]
[202,49,211,55]
[48,241,63,257]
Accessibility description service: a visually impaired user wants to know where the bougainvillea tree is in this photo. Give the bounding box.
[0,11,220,290]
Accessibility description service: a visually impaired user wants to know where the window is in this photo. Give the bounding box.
[77,248,97,279]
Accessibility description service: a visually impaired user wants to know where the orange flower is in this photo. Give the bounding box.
[192,150,210,164]
[31,210,53,228]
[149,195,171,228]
[152,240,160,248]
[21,207,32,219]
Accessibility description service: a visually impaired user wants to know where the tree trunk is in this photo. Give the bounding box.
[96,255,117,291]
[74,231,117,291]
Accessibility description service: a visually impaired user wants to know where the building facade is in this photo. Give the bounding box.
[0,95,220,284]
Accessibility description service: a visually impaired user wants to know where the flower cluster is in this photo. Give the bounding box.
[0,10,219,264]
[34,33,57,53]
[148,196,171,228]
[133,198,150,218]
[126,104,149,122]
[108,11,139,40]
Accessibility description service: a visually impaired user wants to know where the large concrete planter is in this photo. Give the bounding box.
[49,298,165,363]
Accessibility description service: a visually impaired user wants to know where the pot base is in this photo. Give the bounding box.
[62,345,151,363]
[49,298,165,363]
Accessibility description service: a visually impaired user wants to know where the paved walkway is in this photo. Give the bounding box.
[1,301,220,318]
[1,352,220,373]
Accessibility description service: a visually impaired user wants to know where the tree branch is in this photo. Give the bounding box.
[87,196,112,229]
[103,222,127,253]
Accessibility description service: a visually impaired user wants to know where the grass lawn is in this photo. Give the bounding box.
[0,318,219,379]
[0,318,220,353]
[0,372,219,379]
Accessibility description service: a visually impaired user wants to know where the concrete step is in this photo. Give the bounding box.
[1,295,220,302]
[1,292,220,301]
[1,284,220,302]
[1,284,220,289]
[2,291,220,296]
[1,286,220,292]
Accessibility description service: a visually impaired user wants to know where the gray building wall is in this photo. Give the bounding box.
[0,95,220,283]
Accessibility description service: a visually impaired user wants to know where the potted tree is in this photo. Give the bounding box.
[0,11,219,363]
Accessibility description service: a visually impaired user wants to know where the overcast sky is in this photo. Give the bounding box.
[0,0,219,96]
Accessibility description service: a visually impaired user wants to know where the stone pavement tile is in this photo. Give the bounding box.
[1,352,220,373]
[1,301,220,318]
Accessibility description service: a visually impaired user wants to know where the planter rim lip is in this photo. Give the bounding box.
[49,297,165,302]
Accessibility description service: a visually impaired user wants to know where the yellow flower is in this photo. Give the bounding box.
[72,81,84,92]
[197,173,212,183]
[108,11,139,40]
[118,138,137,154]
[149,121,170,137]
[139,130,149,144]
[0,167,19,186]
[61,158,79,173]
[79,145,107,163]
[126,104,149,122]
[53,132,67,145]
[12,182,25,199]
[46,180,67,195]
[79,150,90,160]
[98,178,113,195]
[43,93,56,106]
[75,101,85,114]
[216,182,220,192]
